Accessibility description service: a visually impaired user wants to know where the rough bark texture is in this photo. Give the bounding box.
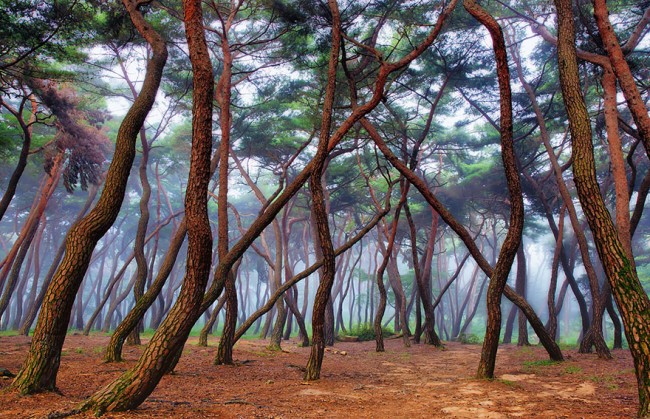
[79,0,212,413]
[555,0,650,415]
[463,0,524,380]
[10,0,167,395]
[511,35,609,358]
[214,7,235,366]
[405,203,441,346]
[304,0,340,381]
[104,220,187,362]
[593,0,650,158]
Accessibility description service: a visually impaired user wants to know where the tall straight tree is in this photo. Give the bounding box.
[10,0,168,394]
[554,0,650,415]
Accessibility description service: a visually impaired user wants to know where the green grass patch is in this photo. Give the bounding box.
[524,359,559,367]
[523,359,559,372]
[563,365,582,374]
[589,374,619,390]
[458,333,482,344]
[342,323,394,342]
[496,378,518,387]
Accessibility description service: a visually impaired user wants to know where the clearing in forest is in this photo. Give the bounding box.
[0,335,636,418]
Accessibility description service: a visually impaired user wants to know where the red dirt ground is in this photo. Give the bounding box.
[0,334,637,418]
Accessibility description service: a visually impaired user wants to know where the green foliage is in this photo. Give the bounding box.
[0,0,96,78]
[458,333,482,344]
[523,359,560,372]
[564,365,583,374]
[344,323,394,342]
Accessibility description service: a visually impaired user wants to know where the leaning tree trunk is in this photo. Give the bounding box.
[405,203,441,346]
[126,127,152,347]
[592,0,650,158]
[19,184,97,337]
[463,0,524,380]
[303,0,340,381]
[9,4,167,393]
[0,154,62,322]
[79,0,212,413]
[103,221,186,361]
[0,94,36,222]
[554,0,650,414]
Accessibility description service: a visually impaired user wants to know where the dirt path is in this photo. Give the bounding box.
[0,334,636,418]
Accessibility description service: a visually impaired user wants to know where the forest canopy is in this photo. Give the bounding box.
[1,0,650,416]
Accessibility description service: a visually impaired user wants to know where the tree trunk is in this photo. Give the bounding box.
[198,296,225,347]
[463,0,524,379]
[405,203,440,346]
[516,245,529,346]
[0,94,37,222]
[304,0,340,380]
[554,0,650,413]
[80,0,210,412]
[215,271,238,364]
[10,0,167,395]
[546,205,566,339]
[18,185,97,336]
[213,6,235,365]
[126,127,152,347]
[0,154,62,321]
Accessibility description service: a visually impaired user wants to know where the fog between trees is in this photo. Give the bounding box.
[1,0,650,416]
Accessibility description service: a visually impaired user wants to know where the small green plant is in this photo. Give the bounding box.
[523,359,559,372]
[458,333,482,344]
[343,323,394,342]
[558,341,578,350]
[563,365,582,374]
[524,359,558,368]
[496,378,518,387]
[74,347,84,354]
[516,345,534,355]
[589,374,619,390]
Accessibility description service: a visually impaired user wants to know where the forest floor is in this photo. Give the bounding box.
[0,334,637,418]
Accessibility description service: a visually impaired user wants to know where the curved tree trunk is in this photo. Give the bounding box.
[546,205,566,339]
[463,0,524,379]
[0,154,62,321]
[198,296,225,347]
[80,0,211,412]
[10,0,167,395]
[511,35,609,358]
[0,94,37,222]
[555,0,650,414]
[19,184,97,336]
[303,1,340,380]
[126,128,151,347]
